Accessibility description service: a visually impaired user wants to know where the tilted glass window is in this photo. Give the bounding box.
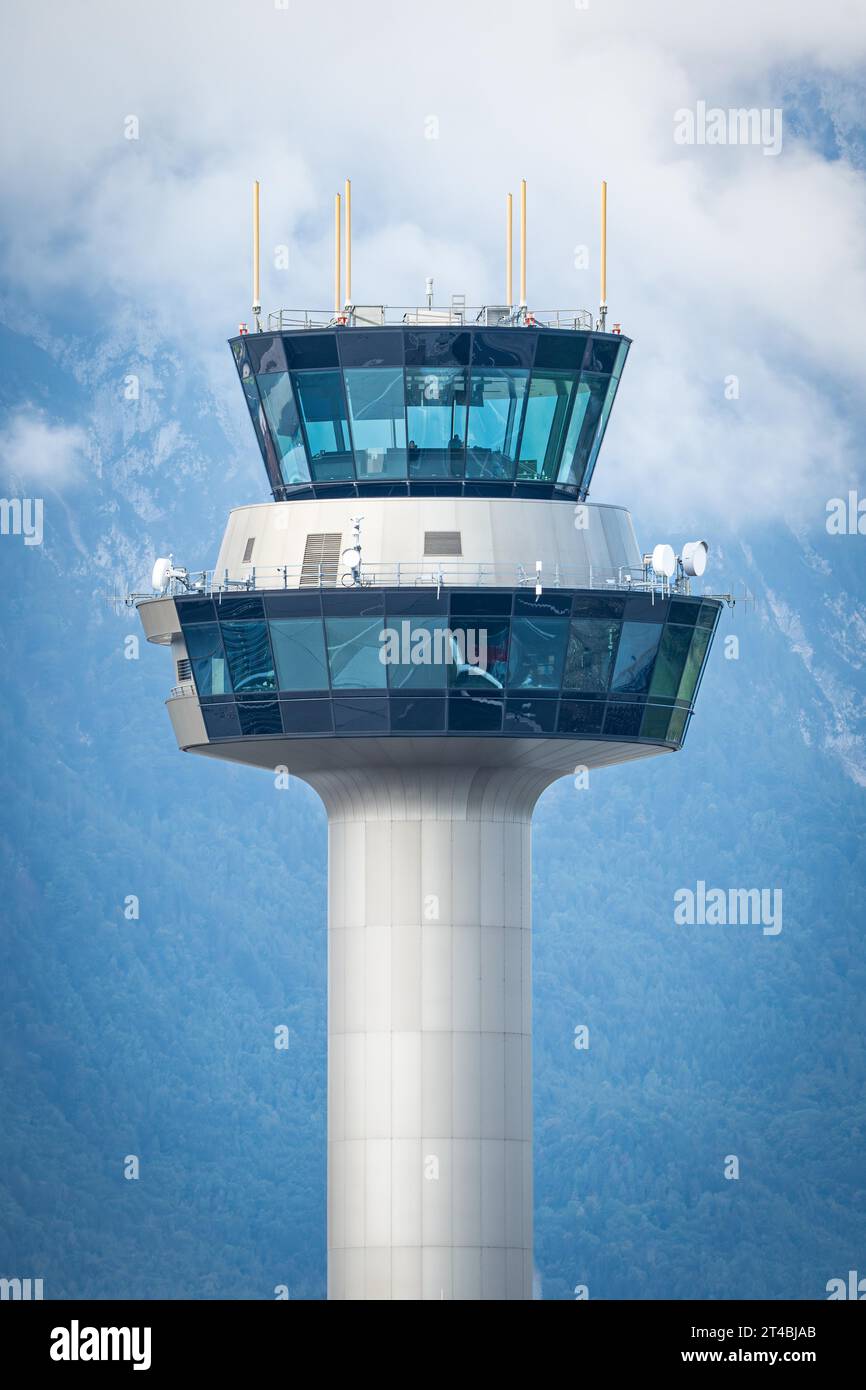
[557,373,608,489]
[517,371,576,482]
[648,623,693,700]
[465,370,528,480]
[507,617,569,689]
[220,621,276,692]
[270,619,329,691]
[610,621,662,694]
[184,622,231,696]
[256,372,311,485]
[582,374,621,494]
[384,617,450,689]
[405,368,468,477]
[325,617,388,689]
[563,618,621,693]
[677,625,711,703]
[344,368,407,479]
[447,618,509,689]
[292,370,353,480]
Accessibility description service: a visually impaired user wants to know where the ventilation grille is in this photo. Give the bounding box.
[242,536,256,563]
[424,530,462,557]
[176,658,192,683]
[300,532,342,587]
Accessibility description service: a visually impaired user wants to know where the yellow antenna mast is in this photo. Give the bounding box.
[252,179,261,331]
[519,178,527,309]
[345,178,352,306]
[600,179,608,331]
[334,192,342,317]
[506,192,513,307]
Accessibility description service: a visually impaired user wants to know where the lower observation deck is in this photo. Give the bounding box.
[137,583,722,757]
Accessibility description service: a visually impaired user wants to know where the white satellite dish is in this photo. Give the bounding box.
[681,540,709,577]
[651,543,676,579]
[151,556,172,592]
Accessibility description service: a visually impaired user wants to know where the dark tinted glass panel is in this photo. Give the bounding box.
[504,697,559,734]
[332,697,389,732]
[256,372,311,484]
[385,590,449,616]
[472,330,535,368]
[466,370,528,479]
[337,329,404,367]
[668,599,700,627]
[203,702,241,739]
[282,333,339,369]
[583,375,622,491]
[384,617,449,689]
[649,624,693,699]
[325,617,388,688]
[610,621,661,694]
[513,591,572,617]
[612,340,629,377]
[216,595,266,620]
[448,694,503,731]
[405,368,467,477]
[293,371,352,476]
[279,699,333,733]
[246,335,287,374]
[698,600,721,630]
[667,707,689,742]
[517,371,576,482]
[584,337,620,373]
[176,599,216,624]
[603,703,643,737]
[321,590,384,617]
[236,701,282,736]
[507,617,568,689]
[533,333,588,370]
[572,594,625,620]
[640,702,675,740]
[240,374,271,470]
[270,619,329,690]
[564,618,620,693]
[623,594,666,623]
[678,625,711,703]
[447,619,509,689]
[185,622,231,695]
[265,592,322,618]
[557,373,606,488]
[389,696,447,732]
[558,699,605,735]
[404,330,471,367]
[344,368,407,478]
[221,621,276,692]
[450,591,512,616]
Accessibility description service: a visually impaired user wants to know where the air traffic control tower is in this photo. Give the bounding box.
[131,181,722,1300]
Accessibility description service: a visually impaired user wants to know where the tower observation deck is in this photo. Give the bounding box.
[132,189,721,1299]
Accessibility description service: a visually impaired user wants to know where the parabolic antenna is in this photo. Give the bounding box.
[681,540,709,577]
[151,556,172,592]
[651,543,676,579]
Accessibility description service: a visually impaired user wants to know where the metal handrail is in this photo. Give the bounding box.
[127,560,714,607]
[262,306,601,334]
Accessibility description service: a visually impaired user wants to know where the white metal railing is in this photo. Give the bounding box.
[262,306,600,334]
[127,560,712,607]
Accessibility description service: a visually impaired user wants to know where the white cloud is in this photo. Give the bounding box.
[0,413,89,488]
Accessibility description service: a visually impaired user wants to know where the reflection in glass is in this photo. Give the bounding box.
[557,373,607,489]
[563,618,620,693]
[292,370,353,480]
[677,625,711,703]
[185,622,231,696]
[405,368,467,477]
[385,617,449,689]
[256,372,310,484]
[517,371,576,481]
[237,701,282,736]
[344,368,407,478]
[325,617,388,688]
[507,617,569,688]
[448,619,509,689]
[648,624,692,699]
[465,370,528,479]
[220,622,276,692]
[270,619,329,690]
[610,621,661,694]
[583,374,620,494]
